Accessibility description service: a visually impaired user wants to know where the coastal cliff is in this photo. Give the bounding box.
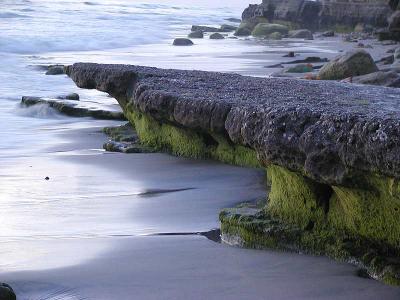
[67,63,400,284]
[242,0,391,31]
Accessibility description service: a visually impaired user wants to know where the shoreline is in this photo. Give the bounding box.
[2,1,400,297]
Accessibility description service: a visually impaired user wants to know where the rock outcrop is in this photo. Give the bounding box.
[67,63,400,285]
[242,0,391,31]
[21,96,126,120]
[318,50,378,80]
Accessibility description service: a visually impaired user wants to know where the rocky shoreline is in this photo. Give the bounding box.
[65,62,400,285]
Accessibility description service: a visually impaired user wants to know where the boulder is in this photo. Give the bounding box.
[318,50,378,80]
[288,29,313,40]
[343,71,400,88]
[234,23,252,36]
[0,283,16,300]
[191,25,220,32]
[268,32,283,40]
[46,65,65,75]
[173,38,194,46]
[210,33,224,40]
[21,96,126,120]
[389,10,400,33]
[220,24,237,32]
[57,93,80,100]
[188,31,204,39]
[251,23,289,37]
[321,31,335,37]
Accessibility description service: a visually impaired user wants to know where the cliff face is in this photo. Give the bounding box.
[243,0,391,30]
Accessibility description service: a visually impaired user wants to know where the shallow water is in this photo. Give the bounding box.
[1,0,400,299]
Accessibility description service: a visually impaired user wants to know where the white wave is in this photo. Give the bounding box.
[15,104,65,119]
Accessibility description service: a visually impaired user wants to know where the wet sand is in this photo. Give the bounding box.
[1,124,399,299]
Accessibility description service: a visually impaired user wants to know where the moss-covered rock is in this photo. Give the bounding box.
[318,50,378,80]
[220,190,400,286]
[251,23,289,37]
[124,108,261,168]
[268,32,282,40]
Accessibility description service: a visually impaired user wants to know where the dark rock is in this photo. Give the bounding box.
[318,50,378,80]
[321,31,335,37]
[285,57,328,64]
[375,55,395,65]
[21,96,126,120]
[45,176,50,180]
[103,141,154,153]
[45,65,65,75]
[209,33,224,40]
[103,123,155,153]
[220,24,237,32]
[389,10,400,34]
[0,283,16,300]
[265,63,284,68]
[225,18,241,23]
[283,51,295,58]
[173,38,193,46]
[57,92,80,100]
[188,31,204,39]
[389,0,399,11]
[67,62,400,185]
[234,25,252,37]
[191,25,220,32]
[342,71,400,88]
[288,29,313,40]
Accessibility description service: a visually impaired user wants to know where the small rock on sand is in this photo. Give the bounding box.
[210,33,224,40]
[318,49,378,80]
[173,38,194,46]
[188,31,203,39]
[45,65,65,75]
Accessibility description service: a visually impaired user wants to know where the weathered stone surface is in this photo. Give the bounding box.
[242,0,391,31]
[21,96,126,120]
[67,63,400,186]
[343,71,400,88]
[318,50,378,80]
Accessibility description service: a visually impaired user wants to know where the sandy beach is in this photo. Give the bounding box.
[2,0,400,298]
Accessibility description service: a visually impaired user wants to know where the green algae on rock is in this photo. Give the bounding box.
[125,108,260,168]
[66,63,400,285]
[251,23,289,37]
